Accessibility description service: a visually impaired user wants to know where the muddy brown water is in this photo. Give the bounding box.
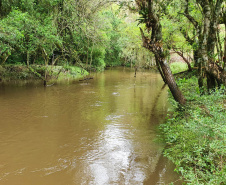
[0,68,181,185]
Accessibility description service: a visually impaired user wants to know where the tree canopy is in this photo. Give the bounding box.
[0,0,152,70]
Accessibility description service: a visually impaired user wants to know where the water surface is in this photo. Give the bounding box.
[0,68,181,185]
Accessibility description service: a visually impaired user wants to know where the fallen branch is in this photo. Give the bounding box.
[174,69,192,75]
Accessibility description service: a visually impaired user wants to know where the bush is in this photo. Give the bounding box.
[161,76,226,184]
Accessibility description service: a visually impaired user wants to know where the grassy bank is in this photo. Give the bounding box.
[161,72,226,184]
[0,65,88,83]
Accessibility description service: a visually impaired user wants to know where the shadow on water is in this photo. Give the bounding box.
[151,84,167,114]
[144,154,183,185]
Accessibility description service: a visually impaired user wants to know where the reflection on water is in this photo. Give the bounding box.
[0,67,181,185]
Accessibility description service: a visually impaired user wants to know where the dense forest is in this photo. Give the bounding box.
[0,0,152,79]
[0,0,226,184]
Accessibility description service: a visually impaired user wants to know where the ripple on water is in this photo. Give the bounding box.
[83,91,96,94]
[31,158,76,176]
[0,168,26,181]
[91,101,103,107]
[105,114,124,121]
[112,92,120,96]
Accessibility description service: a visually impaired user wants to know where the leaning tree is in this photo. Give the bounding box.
[135,0,186,105]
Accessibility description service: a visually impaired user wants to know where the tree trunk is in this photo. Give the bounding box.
[0,0,2,17]
[156,61,166,83]
[206,0,223,90]
[197,48,204,93]
[158,58,186,104]
[42,48,49,86]
[223,23,226,71]
[27,51,30,67]
[136,1,186,105]
[199,4,211,91]
[206,62,226,87]
[140,28,186,105]
[217,27,223,63]
[1,53,9,65]
[134,67,137,77]
[194,49,199,67]
[85,38,89,69]
[207,73,216,92]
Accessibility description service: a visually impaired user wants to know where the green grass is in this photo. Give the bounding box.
[161,75,226,184]
[170,62,189,74]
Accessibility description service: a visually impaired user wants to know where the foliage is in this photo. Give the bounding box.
[59,66,88,79]
[170,62,189,74]
[0,9,61,65]
[161,75,226,184]
[0,64,87,81]
[101,5,152,68]
[0,0,154,70]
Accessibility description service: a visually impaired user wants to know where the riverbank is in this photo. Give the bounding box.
[0,65,88,83]
[161,71,226,184]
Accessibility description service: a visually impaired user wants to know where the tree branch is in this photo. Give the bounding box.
[183,0,199,28]
[180,28,194,45]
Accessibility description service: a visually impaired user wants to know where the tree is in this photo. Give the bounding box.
[183,0,225,90]
[135,0,186,105]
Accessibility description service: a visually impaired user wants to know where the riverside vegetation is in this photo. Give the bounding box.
[0,65,88,82]
[160,64,226,184]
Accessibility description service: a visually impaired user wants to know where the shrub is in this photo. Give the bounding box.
[161,75,226,184]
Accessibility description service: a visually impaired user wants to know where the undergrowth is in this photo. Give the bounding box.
[161,73,226,184]
[0,64,88,81]
[170,62,189,74]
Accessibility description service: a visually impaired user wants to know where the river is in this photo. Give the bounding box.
[0,67,181,185]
